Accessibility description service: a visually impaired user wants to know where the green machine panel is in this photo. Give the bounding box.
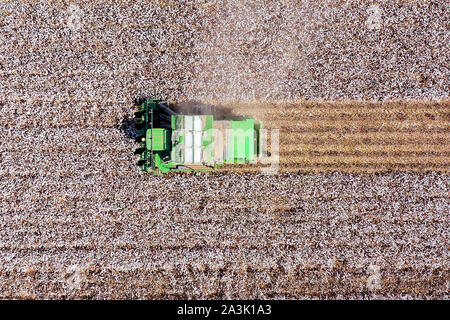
[229,118,255,163]
[146,128,168,151]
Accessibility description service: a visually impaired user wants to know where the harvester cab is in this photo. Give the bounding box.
[134,98,263,174]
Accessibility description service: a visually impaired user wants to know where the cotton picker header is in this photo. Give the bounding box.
[133,98,264,174]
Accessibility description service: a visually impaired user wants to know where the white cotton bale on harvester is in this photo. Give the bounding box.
[185,132,193,148]
[193,131,202,148]
[194,147,202,163]
[193,116,202,131]
[184,147,193,163]
[185,116,194,131]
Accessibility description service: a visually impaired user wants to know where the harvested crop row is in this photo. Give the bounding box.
[1,99,448,173]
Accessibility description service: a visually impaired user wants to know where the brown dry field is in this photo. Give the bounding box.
[216,100,450,173]
[0,1,449,299]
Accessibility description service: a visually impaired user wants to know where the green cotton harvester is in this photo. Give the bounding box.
[133,98,263,173]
